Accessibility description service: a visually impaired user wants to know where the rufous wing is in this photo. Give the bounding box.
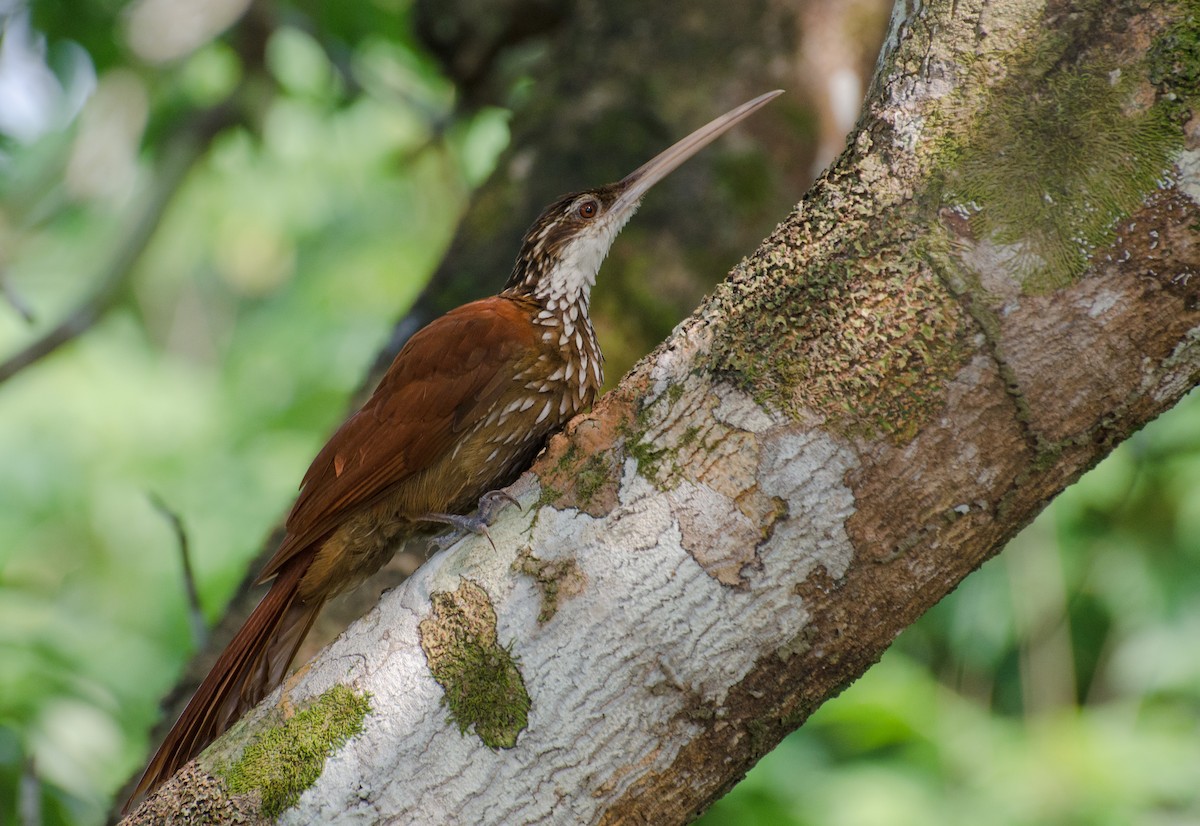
[257,295,541,582]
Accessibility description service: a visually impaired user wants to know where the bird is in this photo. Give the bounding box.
[125,89,782,809]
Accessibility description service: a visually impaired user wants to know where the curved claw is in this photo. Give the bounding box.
[420,488,519,552]
[479,489,521,520]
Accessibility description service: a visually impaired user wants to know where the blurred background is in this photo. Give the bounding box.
[0,0,1197,823]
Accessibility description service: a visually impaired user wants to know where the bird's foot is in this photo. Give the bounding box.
[478,489,521,522]
[423,490,521,551]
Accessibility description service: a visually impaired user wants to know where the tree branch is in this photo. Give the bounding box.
[148,492,208,649]
[0,102,239,386]
[0,265,36,323]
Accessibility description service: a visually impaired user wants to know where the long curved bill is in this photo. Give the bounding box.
[609,90,783,215]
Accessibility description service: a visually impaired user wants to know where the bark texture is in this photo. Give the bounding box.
[124,0,1200,822]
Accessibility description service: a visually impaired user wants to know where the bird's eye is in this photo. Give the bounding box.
[577,200,598,219]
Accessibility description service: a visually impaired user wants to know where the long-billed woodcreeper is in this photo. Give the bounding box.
[127,90,782,807]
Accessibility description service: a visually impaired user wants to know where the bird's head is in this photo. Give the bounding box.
[505,90,783,311]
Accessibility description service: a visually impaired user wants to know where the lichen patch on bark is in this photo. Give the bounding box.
[511,546,587,622]
[936,3,1193,293]
[123,762,262,826]
[418,579,531,749]
[709,222,971,443]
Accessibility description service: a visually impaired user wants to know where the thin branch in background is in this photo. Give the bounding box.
[0,267,36,323]
[148,492,207,648]
[18,756,40,826]
[0,100,240,387]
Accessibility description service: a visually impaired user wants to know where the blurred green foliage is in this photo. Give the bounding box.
[1,1,1198,825]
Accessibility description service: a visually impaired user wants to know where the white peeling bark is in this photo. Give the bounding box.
[287,457,850,822]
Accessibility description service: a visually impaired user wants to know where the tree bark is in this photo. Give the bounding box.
[123,0,1200,822]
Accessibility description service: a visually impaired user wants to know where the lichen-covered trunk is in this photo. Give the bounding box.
[123,0,1200,823]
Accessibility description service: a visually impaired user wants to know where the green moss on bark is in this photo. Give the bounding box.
[218,685,371,819]
[711,220,969,443]
[944,66,1180,290]
[1148,1,1200,112]
[419,579,530,749]
[937,1,1194,291]
[511,546,587,623]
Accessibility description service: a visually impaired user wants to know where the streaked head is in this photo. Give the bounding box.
[505,90,783,309]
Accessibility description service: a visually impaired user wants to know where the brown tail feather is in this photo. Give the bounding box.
[124,554,323,810]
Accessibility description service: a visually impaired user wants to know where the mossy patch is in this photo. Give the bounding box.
[617,394,684,487]
[552,441,614,508]
[621,422,672,483]
[574,454,612,505]
[938,2,1192,291]
[536,435,621,514]
[1148,1,1200,113]
[710,227,969,443]
[536,482,564,508]
[418,579,530,749]
[679,424,700,447]
[219,684,371,819]
[511,546,587,623]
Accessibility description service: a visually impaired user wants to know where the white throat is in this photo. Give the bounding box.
[534,205,637,311]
